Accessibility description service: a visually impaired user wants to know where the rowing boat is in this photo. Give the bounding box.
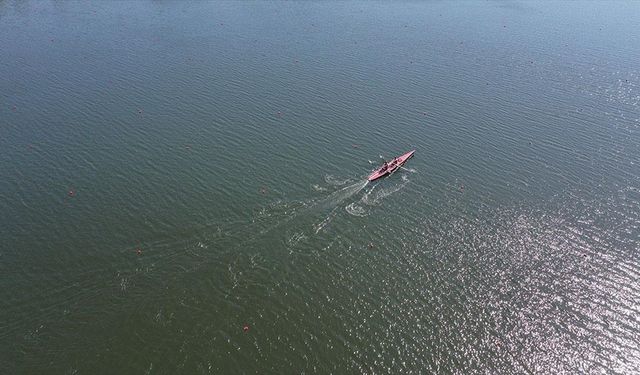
[367,150,415,181]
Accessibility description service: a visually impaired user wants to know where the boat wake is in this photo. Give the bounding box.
[345,175,410,216]
[324,174,352,186]
[315,180,369,210]
[111,173,403,287]
[345,202,368,217]
[363,176,409,206]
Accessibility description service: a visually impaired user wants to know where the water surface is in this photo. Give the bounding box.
[1,1,639,373]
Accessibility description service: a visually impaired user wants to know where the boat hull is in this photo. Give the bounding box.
[367,150,415,181]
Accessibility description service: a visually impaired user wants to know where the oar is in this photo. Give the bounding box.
[387,157,414,175]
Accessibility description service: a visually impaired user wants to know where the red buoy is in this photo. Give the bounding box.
[243,325,249,332]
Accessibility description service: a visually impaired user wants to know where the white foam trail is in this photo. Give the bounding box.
[316,180,369,210]
[361,184,376,205]
[345,202,368,217]
[314,206,340,234]
[287,231,307,246]
[246,180,368,245]
[324,174,352,186]
[305,180,369,235]
[362,179,409,206]
[311,184,328,192]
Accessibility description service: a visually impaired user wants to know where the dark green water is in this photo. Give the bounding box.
[1,1,639,373]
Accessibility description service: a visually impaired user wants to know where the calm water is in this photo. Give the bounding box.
[1,1,639,373]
